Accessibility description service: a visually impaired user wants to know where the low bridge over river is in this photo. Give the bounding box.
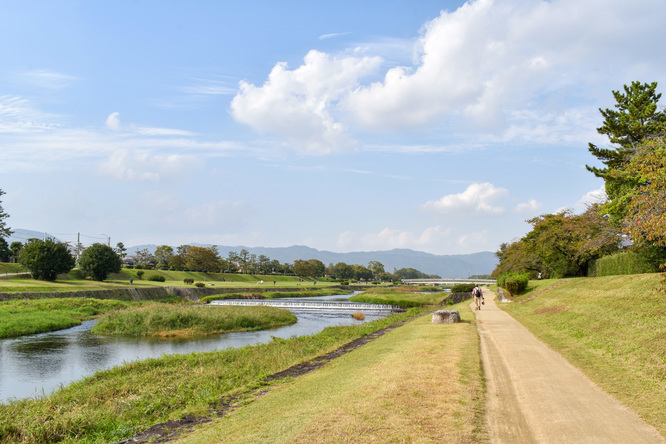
[402,278,496,286]
[210,300,403,312]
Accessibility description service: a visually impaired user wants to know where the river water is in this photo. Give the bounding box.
[0,294,393,403]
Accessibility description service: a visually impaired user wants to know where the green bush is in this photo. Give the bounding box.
[588,247,666,277]
[183,278,194,284]
[504,274,529,295]
[136,270,145,279]
[195,282,205,288]
[451,283,475,293]
[148,275,166,282]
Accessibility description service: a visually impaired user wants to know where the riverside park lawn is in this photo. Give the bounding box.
[0,269,340,293]
[175,302,485,444]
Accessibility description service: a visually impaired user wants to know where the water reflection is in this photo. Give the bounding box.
[0,293,390,403]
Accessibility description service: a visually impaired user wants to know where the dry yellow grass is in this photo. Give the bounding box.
[176,304,485,443]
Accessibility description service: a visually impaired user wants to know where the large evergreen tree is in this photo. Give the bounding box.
[0,189,12,240]
[587,81,666,222]
[18,239,75,281]
[79,243,122,281]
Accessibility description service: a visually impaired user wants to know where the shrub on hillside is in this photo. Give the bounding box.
[183,278,194,284]
[148,275,166,282]
[503,274,529,295]
[195,282,205,288]
[588,247,666,277]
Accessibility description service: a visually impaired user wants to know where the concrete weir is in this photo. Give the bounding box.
[210,300,403,312]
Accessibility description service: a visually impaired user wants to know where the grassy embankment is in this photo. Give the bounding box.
[200,288,352,303]
[0,268,337,293]
[0,298,130,338]
[499,273,666,437]
[349,285,450,308]
[176,300,485,444]
[0,270,346,338]
[91,303,297,337]
[0,304,436,443]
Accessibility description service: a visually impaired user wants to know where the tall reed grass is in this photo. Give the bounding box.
[0,298,129,338]
[91,303,297,336]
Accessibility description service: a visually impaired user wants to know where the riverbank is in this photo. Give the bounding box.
[0,308,426,443]
[174,301,484,443]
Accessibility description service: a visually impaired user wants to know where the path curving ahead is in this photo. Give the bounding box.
[475,289,665,444]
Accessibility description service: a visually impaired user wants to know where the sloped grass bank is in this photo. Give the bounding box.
[92,303,297,337]
[0,309,425,443]
[176,301,485,443]
[200,288,351,303]
[349,286,446,308]
[0,298,130,338]
[501,274,666,437]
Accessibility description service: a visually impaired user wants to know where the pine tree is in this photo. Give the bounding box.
[587,81,666,222]
[588,81,666,173]
[0,189,12,240]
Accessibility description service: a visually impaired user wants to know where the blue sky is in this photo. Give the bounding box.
[1,0,665,255]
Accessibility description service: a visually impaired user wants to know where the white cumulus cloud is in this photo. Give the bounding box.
[230,50,381,153]
[423,182,508,216]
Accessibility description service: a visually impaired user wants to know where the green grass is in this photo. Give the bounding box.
[200,288,352,303]
[0,269,335,293]
[0,298,131,338]
[178,300,486,443]
[0,309,425,444]
[91,303,297,336]
[349,286,447,307]
[500,273,666,437]
[0,263,27,274]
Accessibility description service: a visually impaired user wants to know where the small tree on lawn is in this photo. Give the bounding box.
[79,243,122,281]
[18,239,75,281]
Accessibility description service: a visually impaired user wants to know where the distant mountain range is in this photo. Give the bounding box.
[128,244,497,278]
[5,229,497,277]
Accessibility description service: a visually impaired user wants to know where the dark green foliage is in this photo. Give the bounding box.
[148,275,166,282]
[18,239,75,281]
[502,274,529,295]
[183,278,194,284]
[587,247,666,277]
[451,283,476,293]
[195,282,205,287]
[79,243,122,281]
[0,189,11,240]
[394,267,439,279]
[0,237,10,261]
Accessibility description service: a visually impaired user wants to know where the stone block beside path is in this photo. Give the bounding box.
[432,310,461,324]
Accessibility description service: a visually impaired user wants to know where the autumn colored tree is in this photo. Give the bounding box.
[621,136,666,248]
[185,246,221,272]
[493,205,621,278]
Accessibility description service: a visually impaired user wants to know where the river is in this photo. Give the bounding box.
[0,293,393,403]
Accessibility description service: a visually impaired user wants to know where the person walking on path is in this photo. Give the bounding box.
[475,290,665,443]
[473,284,484,310]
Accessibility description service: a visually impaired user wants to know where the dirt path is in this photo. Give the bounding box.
[476,289,665,443]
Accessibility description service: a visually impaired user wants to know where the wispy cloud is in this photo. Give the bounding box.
[319,32,352,40]
[21,70,79,89]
